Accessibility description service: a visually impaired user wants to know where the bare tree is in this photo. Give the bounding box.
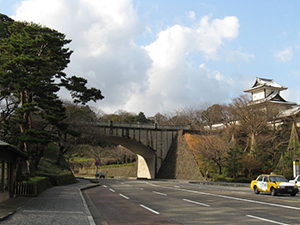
[160,104,206,129]
[154,112,168,124]
[242,154,261,179]
[229,95,269,153]
[196,135,232,175]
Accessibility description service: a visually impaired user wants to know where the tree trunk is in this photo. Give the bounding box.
[15,164,23,182]
[250,132,255,153]
[217,162,222,175]
[27,158,36,177]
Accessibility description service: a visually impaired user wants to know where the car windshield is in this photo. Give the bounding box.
[269,176,288,182]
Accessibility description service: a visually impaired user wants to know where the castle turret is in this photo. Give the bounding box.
[244,77,297,107]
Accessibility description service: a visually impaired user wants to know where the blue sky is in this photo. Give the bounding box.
[1,0,300,116]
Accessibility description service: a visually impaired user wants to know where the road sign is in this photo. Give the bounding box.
[95,161,100,166]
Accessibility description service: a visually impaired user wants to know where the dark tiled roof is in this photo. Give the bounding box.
[0,140,28,159]
[244,77,287,92]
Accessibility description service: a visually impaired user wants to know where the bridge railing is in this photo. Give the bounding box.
[95,121,190,130]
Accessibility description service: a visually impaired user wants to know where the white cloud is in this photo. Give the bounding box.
[186,11,196,20]
[273,47,293,62]
[12,0,242,116]
[226,49,255,63]
[195,16,239,59]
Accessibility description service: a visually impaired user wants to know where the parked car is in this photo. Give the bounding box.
[250,173,298,196]
[289,175,300,189]
[95,172,105,179]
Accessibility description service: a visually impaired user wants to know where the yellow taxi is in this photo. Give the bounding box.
[250,173,298,196]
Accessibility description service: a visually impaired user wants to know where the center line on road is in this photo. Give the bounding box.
[109,188,115,192]
[120,194,129,199]
[153,191,167,196]
[247,215,290,225]
[183,198,210,207]
[140,204,160,214]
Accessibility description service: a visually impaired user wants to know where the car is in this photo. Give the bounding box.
[289,175,300,189]
[250,173,298,196]
[95,171,105,179]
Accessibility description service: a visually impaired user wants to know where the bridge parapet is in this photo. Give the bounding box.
[96,121,190,130]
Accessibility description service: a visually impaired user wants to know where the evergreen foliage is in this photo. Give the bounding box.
[0,15,104,176]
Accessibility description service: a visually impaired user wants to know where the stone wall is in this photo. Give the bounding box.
[157,130,203,180]
[75,163,137,178]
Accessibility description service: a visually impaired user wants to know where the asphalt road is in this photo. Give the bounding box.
[84,179,300,225]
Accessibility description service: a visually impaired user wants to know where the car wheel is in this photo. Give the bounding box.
[254,186,260,194]
[271,187,277,196]
[291,193,296,196]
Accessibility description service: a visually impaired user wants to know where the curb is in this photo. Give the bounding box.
[80,182,109,225]
[0,197,33,221]
[0,210,15,221]
[189,181,250,187]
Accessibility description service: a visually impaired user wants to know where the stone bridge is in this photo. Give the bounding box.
[94,122,190,179]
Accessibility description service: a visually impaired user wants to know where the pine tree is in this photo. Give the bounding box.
[0,16,104,176]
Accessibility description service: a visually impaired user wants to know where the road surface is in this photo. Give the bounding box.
[84,179,300,224]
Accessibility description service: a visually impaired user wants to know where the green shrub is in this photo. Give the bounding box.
[232,177,251,183]
[35,177,52,195]
[37,172,77,186]
[20,176,52,196]
[212,174,251,183]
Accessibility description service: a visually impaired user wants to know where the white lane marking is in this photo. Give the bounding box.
[167,186,300,211]
[103,185,107,188]
[146,182,158,187]
[247,215,290,225]
[120,194,130,199]
[183,198,210,207]
[109,188,115,192]
[153,191,167,196]
[140,204,160,214]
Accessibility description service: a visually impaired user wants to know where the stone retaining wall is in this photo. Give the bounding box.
[75,163,137,178]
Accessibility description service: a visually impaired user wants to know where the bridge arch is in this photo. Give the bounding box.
[95,122,190,179]
[100,136,156,179]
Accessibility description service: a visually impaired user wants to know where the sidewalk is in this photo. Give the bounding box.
[0,179,99,225]
[0,196,32,221]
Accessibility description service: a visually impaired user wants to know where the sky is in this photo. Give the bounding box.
[1,0,300,116]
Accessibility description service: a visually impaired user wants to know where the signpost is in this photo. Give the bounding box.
[95,156,100,173]
[95,156,101,183]
[293,156,299,177]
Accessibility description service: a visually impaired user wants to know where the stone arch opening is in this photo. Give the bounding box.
[100,136,156,179]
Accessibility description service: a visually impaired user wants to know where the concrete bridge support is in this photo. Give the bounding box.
[137,154,154,179]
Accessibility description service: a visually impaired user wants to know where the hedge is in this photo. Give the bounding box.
[37,172,77,186]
